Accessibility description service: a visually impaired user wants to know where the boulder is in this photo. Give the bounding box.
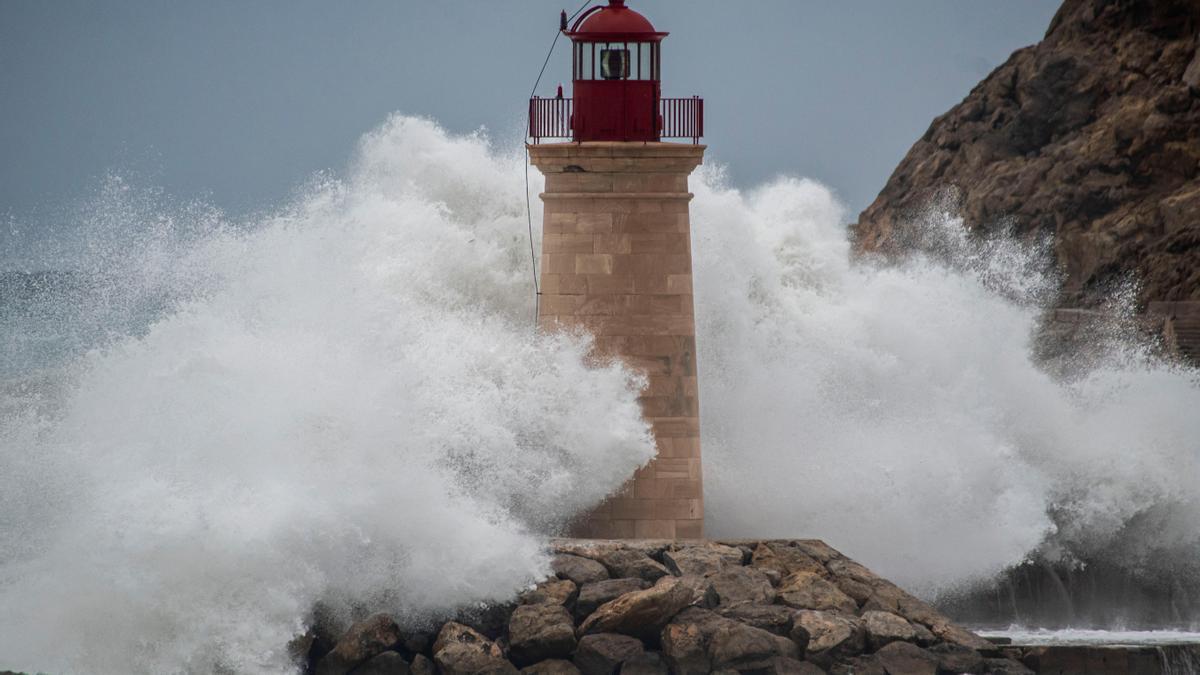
[673,574,719,609]
[825,558,879,586]
[521,579,579,608]
[508,604,578,666]
[551,539,671,562]
[315,613,403,675]
[930,621,995,653]
[619,651,670,675]
[833,576,875,605]
[409,654,435,675]
[574,578,651,621]
[519,659,582,675]
[552,555,610,586]
[573,633,646,675]
[830,655,887,675]
[660,608,723,675]
[777,572,858,613]
[663,544,744,576]
[715,604,795,637]
[577,576,694,640]
[432,622,518,675]
[398,627,435,655]
[598,549,671,583]
[860,610,919,651]
[791,540,841,564]
[872,641,939,675]
[792,610,865,668]
[860,583,948,636]
[750,543,826,578]
[707,620,800,670]
[928,643,986,674]
[708,566,776,606]
[661,607,802,673]
[457,602,519,640]
[909,622,936,647]
[351,651,411,675]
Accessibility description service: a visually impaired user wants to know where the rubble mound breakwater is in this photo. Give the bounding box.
[295,539,1032,675]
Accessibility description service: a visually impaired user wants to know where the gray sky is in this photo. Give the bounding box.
[0,1,1058,239]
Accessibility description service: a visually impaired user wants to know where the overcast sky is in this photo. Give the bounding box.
[0,1,1059,241]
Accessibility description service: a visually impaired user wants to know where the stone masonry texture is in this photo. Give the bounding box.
[529,142,706,540]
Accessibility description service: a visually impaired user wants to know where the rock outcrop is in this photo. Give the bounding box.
[854,0,1200,309]
[292,540,1028,674]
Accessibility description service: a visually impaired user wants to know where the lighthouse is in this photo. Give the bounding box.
[529,0,705,539]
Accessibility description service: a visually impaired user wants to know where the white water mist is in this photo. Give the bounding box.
[1,115,1198,673]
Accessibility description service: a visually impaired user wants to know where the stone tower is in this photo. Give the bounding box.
[529,143,705,539]
[528,0,705,539]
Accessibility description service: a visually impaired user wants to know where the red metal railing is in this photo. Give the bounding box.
[529,96,573,143]
[527,96,704,144]
[659,97,704,144]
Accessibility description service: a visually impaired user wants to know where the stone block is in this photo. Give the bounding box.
[586,275,636,294]
[652,417,700,437]
[592,234,632,254]
[635,519,676,539]
[663,479,703,499]
[540,274,588,295]
[540,294,581,315]
[639,395,699,417]
[544,233,595,253]
[542,253,576,274]
[611,498,658,520]
[630,233,691,254]
[574,213,614,234]
[656,498,703,520]
[613,212,689,233]
[666,275,693,294]
[575,254,614,275]
[544,212,579,234]
[654,459,693,480]
[675,520,704,539]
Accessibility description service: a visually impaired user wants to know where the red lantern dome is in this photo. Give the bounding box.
[529,0,702,144]
[569,0,666,40]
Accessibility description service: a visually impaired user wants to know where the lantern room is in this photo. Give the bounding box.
[529,0,703,144]
[567,0,663,142]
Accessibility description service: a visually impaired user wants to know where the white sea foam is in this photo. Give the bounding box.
[977,628,1200,646]
[0,117,654,673]
[688,173,1200,596]
[1,115,1198,673]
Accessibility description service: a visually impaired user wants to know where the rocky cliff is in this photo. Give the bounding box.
[292,539,1032,675]
[854,0,1200,309]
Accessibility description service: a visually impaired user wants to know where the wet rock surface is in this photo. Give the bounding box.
[509,604,579,666]
[574,578,651,621]
[853,0,1200,311]
[294,540,1003,674]
[314,613,403,675]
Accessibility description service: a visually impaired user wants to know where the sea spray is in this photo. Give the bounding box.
[0,116,655,673]
[689,171,1200,599]
[0,115,1198,672]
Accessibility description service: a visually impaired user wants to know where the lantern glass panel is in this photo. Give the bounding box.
[635,43,653,80]
[578,42,595,80]
[600,44,630,80]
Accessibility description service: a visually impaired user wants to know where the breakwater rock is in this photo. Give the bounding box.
[294,539,1030,675]
[853,0,1200,309]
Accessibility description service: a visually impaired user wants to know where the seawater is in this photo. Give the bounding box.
[1,115,1198,673]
